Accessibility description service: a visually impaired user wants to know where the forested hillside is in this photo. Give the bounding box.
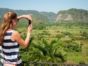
[0,8,56,23]
[40,12,56,21]
[1,8,88,23]
[56,8,88,22]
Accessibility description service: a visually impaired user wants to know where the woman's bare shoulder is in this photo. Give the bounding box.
[12,30,21,38]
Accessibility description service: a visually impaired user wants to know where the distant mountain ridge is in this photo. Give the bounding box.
[56,8,88,22]
[0,8,88,23]
[0,8,56,22]
[40,12,56,21]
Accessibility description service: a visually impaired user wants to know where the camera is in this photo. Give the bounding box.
[28,20,31,26]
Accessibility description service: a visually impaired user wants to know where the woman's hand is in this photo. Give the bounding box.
[17,14,32,21]
[27,24,32,33]
[22,15,32,21]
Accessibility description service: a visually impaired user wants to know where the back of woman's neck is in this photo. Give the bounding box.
[7,28,13,31]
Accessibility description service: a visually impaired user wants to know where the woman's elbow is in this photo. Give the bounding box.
[24,44,28,48]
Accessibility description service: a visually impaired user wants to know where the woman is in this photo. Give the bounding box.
[0,12,32,66]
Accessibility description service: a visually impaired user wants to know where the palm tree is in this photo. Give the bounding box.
[27,39,67,63]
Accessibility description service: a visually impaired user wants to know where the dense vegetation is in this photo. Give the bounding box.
[15,21,88,64]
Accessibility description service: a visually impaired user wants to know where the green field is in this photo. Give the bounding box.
[15,21,88,64]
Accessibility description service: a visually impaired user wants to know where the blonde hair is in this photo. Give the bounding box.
[0,12,17,45]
